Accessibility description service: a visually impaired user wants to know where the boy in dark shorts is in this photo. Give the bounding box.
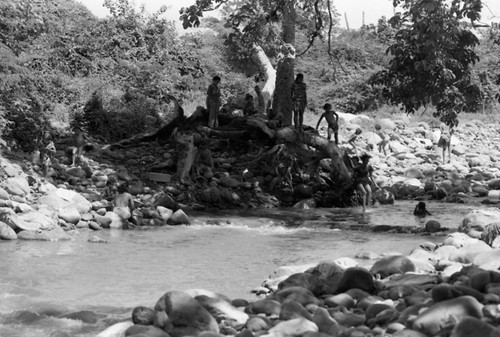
[315,103,339,144]
[291,73,307,132]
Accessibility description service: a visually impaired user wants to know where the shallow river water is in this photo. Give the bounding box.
[0,200,484,337]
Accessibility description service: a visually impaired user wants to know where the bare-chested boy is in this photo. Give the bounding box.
[316,103,339,144]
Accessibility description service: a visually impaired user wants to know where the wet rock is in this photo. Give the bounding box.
[168,209,190,225]
[0,220,16,239]
[154,290,219,337]
[336,267,375,294]
[324,293,355,309]
[278,300,312,321]
[449,316,500,337]
[2,177,30,197]
[425,220,441,233]
[88,235,107,243]
[17,226,70,241]
[0,208,40,231]
[246,316,271,332]
[278,273,325,296]
[271,287,321,306]
[194,295,249,326]
[125,324,171,337]
[132,306,155,325]
[58,206,81,224]
[266,317,318,336]
[61,310,103,323]
[431,283,485,303]
[412,296,483,336]
[245,299,282,316]
[96,321,134,337]
[449,240,491,263]
[460,209,500,232]
[370,255,416,279]
[312,307,339,335]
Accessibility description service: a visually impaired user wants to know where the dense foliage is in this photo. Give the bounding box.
[371,0,484,125]
[0,0,210,149]
[0,0,499,151]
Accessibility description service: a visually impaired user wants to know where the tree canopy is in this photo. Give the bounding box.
[371,0,483,125]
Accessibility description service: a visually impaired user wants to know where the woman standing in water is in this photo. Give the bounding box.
[353,153,379,211]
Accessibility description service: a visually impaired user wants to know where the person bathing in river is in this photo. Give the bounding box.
[413,201,432,217]
[113,182,135,222]
[353,153,379,211]
[316,103,339,145]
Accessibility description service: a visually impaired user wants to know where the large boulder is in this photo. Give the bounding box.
[0,220,16,240]
[0,208,40,231]
[38,188,92,214]
[412,296,483,336]
[17,225,70,241]
[58,206,81,224]
[2,177,30,197]
[265,317,318,337]
[154,290,219,337]
[168,209,190,225]
[277,273,325,296]
[336,267,376,294]
[448,240,492,264]
[194,294,249,326]
[459,209,500,232]
[370,255,416,279]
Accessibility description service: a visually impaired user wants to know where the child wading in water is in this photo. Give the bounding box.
[113,183,135,224]
[291,73,307,132]
[353,153,379,211]
[316,103,339,144]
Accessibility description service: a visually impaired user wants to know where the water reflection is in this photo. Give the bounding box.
[0,200,485,337]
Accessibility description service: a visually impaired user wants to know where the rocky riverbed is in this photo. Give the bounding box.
[1,112,500,238]
[2,113,500,337]
[93,215,500,337]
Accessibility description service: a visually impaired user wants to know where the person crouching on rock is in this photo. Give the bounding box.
[353,154,379,211]
[114,182,135,223]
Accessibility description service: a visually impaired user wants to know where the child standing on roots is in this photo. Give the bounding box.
[315,103,339,144]
[291,73,307,132]
[206,75,222,128]
[437,122,454,163]
[375,124,389,156]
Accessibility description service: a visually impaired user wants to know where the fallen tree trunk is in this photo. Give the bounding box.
[274,127,352,185]
[253,44,276,114]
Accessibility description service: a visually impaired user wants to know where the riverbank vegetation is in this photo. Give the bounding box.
[1,0,500,208]
[1,0,499,150]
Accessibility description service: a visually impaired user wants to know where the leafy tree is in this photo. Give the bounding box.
[180,0,337,126]
[371,0,483,126]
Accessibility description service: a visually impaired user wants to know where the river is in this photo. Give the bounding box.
[0,200,481,337]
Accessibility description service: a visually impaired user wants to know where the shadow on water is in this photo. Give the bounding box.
[193,199,479,232]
